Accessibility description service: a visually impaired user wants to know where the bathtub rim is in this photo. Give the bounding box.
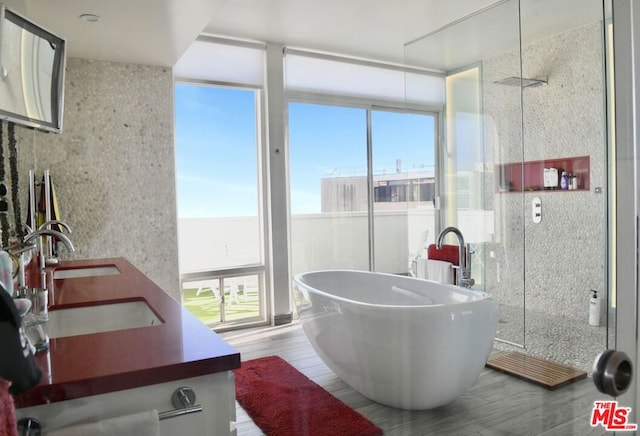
[292,269,494,309]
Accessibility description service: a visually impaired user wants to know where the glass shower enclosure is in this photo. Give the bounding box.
[404,0,609,373]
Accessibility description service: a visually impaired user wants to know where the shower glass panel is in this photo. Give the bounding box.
[404,0,525,347]
[288,102,369,275]
[518,0,608,371]
[405,0,609,373]
[371,109,437,274]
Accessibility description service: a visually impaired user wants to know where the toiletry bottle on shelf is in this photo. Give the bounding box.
[560,171,569,190]
[549,168,558,189]
[589,290,601,326]
[543,168,550,189]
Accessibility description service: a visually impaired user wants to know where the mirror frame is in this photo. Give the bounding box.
[0,3,66,133]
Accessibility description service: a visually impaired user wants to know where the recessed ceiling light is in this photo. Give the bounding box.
[79,14,101,23]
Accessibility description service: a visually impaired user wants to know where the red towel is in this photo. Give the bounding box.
[0,378,17,436]
[427,244,460,266]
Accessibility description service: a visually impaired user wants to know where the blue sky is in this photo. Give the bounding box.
[175,84,258,218]
[289,103,435,213]
[175,84,435,217]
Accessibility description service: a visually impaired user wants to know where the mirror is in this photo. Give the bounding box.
[0,3,65,133]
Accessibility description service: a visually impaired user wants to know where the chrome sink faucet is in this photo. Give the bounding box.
[38,220,72,265]
[436,226,475,288]
[23,228,75,289]
[38,220,72,233]
[24,228,74,252]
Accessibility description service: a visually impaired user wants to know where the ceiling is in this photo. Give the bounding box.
[2,0,603,70]
[202,0,500,67]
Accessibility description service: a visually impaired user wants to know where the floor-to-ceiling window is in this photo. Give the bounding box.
[175,84,266,328]
[288,102,369,274]
[371,109,437,274]
[288,101,438,275]
[173,38,269,330]
[284,52,444,277]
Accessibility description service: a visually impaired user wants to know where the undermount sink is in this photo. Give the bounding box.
[46,300,163,339]
[53,265,120,279]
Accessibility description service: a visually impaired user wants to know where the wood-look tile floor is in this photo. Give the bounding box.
[220,322,607,436]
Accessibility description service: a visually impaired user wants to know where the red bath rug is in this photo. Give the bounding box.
[234,355,383,436]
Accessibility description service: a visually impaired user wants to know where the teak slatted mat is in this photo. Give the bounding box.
[486,351,587,390]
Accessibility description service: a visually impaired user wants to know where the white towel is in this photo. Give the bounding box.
[415,258,429,279]
[426,259,454,284]
[48,410,160,436]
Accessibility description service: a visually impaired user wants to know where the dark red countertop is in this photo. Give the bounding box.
[14,257,240,408]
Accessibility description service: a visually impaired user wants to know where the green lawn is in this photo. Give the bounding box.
[182,287,260,325]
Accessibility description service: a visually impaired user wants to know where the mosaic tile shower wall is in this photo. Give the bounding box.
[483,22,606,323]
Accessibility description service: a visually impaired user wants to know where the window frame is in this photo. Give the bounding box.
[174,79,271,331]
[285,93,444,272]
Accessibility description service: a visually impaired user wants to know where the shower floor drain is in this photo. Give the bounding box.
[486,351,587,390]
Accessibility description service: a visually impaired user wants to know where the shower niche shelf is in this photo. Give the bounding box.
[496,155,590,193]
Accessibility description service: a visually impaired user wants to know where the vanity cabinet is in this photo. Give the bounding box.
[13,257,240,435]
[16,372,237,435]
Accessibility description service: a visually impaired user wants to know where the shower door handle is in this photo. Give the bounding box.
[592,350,633,396]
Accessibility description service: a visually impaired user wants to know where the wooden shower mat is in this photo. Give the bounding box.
[486,351,587,390]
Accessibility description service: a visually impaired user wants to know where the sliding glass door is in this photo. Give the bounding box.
[288,101,438,276]
[371,109,437,274]
[288,102,369,275]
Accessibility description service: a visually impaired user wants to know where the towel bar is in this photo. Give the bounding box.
[17,386,202,435]
[159,386,203,420]
[158,404,203,420]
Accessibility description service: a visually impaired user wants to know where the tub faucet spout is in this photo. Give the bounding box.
[436,226,474,288]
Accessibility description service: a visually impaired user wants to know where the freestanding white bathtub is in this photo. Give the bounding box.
[292,270,498,410]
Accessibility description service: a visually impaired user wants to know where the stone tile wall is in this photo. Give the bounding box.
[483,21,606,330]
[15,57,180,300]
